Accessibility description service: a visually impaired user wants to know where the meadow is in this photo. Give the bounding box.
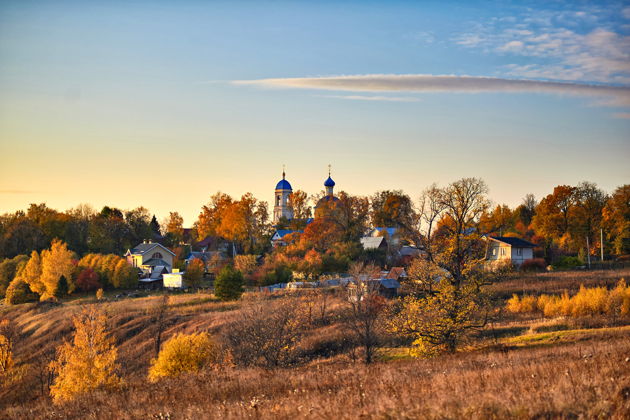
[1,268,629,419]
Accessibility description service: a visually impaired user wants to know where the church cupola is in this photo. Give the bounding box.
[324,164,335,196]
[273,166,294,223]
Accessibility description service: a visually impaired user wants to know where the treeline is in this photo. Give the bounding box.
[1,240,137,303]
[0,181,628,268]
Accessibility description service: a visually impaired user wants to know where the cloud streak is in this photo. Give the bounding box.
[318,94,420,102]
[233,74,630,106]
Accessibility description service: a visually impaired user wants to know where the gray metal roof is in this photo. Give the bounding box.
[142,258,171,267]
[360,236,386,250]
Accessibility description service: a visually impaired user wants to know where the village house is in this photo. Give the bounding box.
[125,240,175,275]
[485,236,537,267]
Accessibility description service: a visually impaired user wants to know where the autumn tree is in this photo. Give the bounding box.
[572,181,607,255]
[0,319,17,375]
[112,260,138,289]
[603,184,630,254]
[532,185,576,251]
[49,307,121,403]
[370,190,417,241]
[75,268,101,292]
[164,211,184,244]
[391,178,493,356]
[0,255,29,298]
[20,250,43,296]
[196,192,234,240]
[234,254,257,282]
[289,190,312,221]
[4,278,38,304]
[39,240,76,299]
[148,332,220,382]
[184,258,205,289]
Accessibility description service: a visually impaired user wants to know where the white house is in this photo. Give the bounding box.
[125,241,175,275]
[163,269,185,288]
[485,236,537,267]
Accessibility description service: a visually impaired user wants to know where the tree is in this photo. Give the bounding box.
[214,265,243,301]
[224,297,304,367]
[234,254,257,282]
[0,255,29,298]
[148,332,220,382]
[0,319,17,375]
[370,190,417,241]
[183,259,205,289]
[390,178,492,356]
[49,307,121,403]
[147,295,170,357]
[603,185,630,254]
[344,262,386,364]
[164,212,184,244]
[289,189,312,220]
[149,215,161,238]
[112,260,138,289]
[20,250,43,296]
[532,185,576,249]
[390,279,488,356]
[39,240,76,299]
[4,278,38,304]
[53,275,69,299]
[572,181,607,255]
[76,268,101,292]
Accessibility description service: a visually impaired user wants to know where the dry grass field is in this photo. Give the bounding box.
[1,268,630,419]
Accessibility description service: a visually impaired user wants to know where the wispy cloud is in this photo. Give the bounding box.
[233,74,630,106]
[454,5,630,84]
[613,112,630,119]
[318,95,420,102]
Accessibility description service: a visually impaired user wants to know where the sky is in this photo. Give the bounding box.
[1,0,629,225]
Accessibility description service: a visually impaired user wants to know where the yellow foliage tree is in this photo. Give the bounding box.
[40,239,76,299]
[20,250,44,296]
[49,307,121,403]
[148,332,220,382]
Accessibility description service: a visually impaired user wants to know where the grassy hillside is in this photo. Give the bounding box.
[1,269,630,419]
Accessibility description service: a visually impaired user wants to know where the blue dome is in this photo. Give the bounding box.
[324,176,335,187]
[275,179,292,190]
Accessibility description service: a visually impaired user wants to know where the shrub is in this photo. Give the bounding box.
[505,281,630,318]
[520,258,546,272]
[148,332,220,382]
[76,268,101,292]
[96,288,104,300]
[214,265,243,301]
[552,256,583,270]
[112,260,138,289]
[4,278,38,305]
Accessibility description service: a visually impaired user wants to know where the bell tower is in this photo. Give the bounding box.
[273,166,294,224]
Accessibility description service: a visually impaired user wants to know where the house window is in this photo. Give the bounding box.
[492,248,497,256]
[516,248,523,256]
[152,252,163,259]
[500,248,506,256]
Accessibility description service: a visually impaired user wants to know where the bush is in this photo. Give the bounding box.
[4,278,38,305]
[506,280,630,318]
[520,258,546,272]
[214,265,243,301]
[148,332,220,382]
[76,268,101,292]
[552,256,583,270]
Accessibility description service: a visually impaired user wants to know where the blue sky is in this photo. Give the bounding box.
[1,0,629,224]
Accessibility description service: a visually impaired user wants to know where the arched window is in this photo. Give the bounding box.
[152,252,163,259]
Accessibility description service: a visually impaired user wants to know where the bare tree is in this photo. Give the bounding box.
[147,294,170,357]
[344,262,386,364]
[224,296,304,368]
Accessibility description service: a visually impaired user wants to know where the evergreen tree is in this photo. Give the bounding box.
[214,265,243,301]
[53,275,69,299]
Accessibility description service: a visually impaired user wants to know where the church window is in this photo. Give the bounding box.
[152,252,163,259]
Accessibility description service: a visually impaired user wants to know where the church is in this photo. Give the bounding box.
[270,167,340,246]
[272,166,340,224]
